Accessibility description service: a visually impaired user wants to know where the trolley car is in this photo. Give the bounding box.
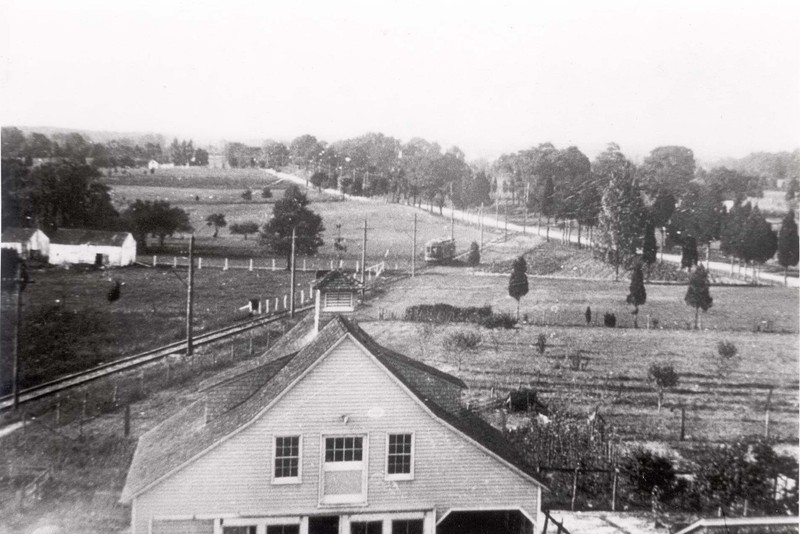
[424,238,456,264]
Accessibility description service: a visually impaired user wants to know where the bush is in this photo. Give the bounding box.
[444,331,482,352]
[403,304,492,324]
[467,242,480,266]
[536,333,547,355]
[603,312,616,328]
[241,189,253,200]
[261,187,272,199]
[621,449,680,506]
[717,340,738,359]
[479,312,518,329]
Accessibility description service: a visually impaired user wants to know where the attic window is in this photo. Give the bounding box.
[323,291,354,311]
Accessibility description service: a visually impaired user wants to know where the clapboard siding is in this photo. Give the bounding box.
[133,337,539,534]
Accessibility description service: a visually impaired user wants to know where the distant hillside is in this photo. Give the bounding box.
[12,125,222,151]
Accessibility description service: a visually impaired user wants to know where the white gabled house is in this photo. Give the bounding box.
[48,229,136,267]
[121,271,545,534]
[0,228,50,260]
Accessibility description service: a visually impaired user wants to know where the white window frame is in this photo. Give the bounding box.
[319,433,369,505]
[272,434,302,485]
[384,432,415,481]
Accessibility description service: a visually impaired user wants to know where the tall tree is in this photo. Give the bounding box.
[261,184,324,267]
[1,126,27,158]
[741,207,778,283]
[122,200,193,249]
[597,167,646,280]
[642,222,658,268]
[627,260,647,328]
[685,264,713,329]
[639,146,696,197]
[205,213,227,238]
[777,210,799,285]
[669,183,725,266]
[508,256,529,320]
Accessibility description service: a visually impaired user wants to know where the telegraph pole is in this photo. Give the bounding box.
[479,202,484,252]
[411,214,417,277]
[290,227,296,318]
[10,259,24,410]
[523,183,529,235]
[186,235,195,358]
[361,219,367,295]
[504,201,509,242]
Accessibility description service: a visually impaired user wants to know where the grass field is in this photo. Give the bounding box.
[364,269,799,333]
[361,321,799,443]
[10,265,315,389]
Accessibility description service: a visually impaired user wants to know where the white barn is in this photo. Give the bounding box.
[48,229,137,267]
[0,228,50,260]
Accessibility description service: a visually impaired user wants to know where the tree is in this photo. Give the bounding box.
[642,223,658,268]
[639,146,696,197]
[1,126,27,158]
[444,330,481,370]
[310,171,327,192]
[621,449,679,505]
[229,221,260,240]
[741,207,778,283]
[205,213,227,238]
[508,256,529,320]
[26,161,119,232]
[262,187,273,199]
[626,260,646,328]
[669,183,725,266]
[597,167,646,279]
[649,190,675,262]
[260,184,324,267]
[467,242,480,266]
[786,176,798,201]
[122,200,193,249]
[241,189,253,201]
[685,265,713,329]
[777,210,799,285]
[193,148,209,166]
[648,363,678,412]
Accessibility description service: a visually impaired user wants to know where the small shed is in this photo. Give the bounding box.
[48,229,137,267]
[0,228,50,260]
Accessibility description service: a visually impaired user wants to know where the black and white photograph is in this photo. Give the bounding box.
[1,1,799,533]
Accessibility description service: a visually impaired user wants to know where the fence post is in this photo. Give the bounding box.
[153,255,157,267]
[249,259,253,271]
[301,290,305,303]
[224,258,229,271]
[264,299,270,314]
[680,406,686,441]
[198,257,202,269]
[124,404,131,437]
[173,256,177,268]
[571,468,579,511]
[303,259,307,271]
[55,398,61,427]
[283,295,288,310]
[272,259,276,271]
[275,297,279,312]
[330,259,334,269]
[249,335,253,356]
[611,468,619,511]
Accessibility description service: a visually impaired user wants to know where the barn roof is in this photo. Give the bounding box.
[1,228,43,243]
[121,316,540,502]
[49,229,132,247]
[312,269,362,291]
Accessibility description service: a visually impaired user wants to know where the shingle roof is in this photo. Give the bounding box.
[312,269,363,291]
[121,316,542,502]
[1,228,42,243]
[49,229,132,246]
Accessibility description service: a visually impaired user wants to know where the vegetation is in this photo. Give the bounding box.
[467,241,480,266]
[121,199,193,249]
[229,221,260,240]
[205,213,227,238]
[626,260,646,328]
[648,363,679,412]
[404,304,492,324]
[508,255,529,319]
[443,330,482,370]
[685,265,713,329]
[260,184,324,267]
[777,210,799,284]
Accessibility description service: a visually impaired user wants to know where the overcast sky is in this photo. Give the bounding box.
[2,0,799,162]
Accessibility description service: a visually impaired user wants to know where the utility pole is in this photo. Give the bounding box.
[361,219,367,295]
[186,235,195,358]
[290,227,296,318]
[523,183,529,235]
[504,201,508,242]
[480,202,484,251]
[7,258,28,410]
[411,214,417,277]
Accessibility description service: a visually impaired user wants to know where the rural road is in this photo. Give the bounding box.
[267,170,799,288]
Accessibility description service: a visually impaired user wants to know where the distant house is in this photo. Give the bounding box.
[0,228,50,260]
[122,270,545,534]
[48,229,136,267]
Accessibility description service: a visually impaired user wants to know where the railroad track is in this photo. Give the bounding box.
[0,304,314,411]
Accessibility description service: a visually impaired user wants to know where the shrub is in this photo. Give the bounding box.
[621,449,680,506]
[403,304,492,324]
[536,333,547,355]
[261,187,272,199]
[479,312,517,329]
[717,340,738,359]
[444,331,482,352]
[603,312,616,328]
[467,241,480,266]
[584,306,591,325]
[241,189,253,200]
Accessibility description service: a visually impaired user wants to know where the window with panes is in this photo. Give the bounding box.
[325,436,363,462]
[386,433,413,478]
[274,436,300,480]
